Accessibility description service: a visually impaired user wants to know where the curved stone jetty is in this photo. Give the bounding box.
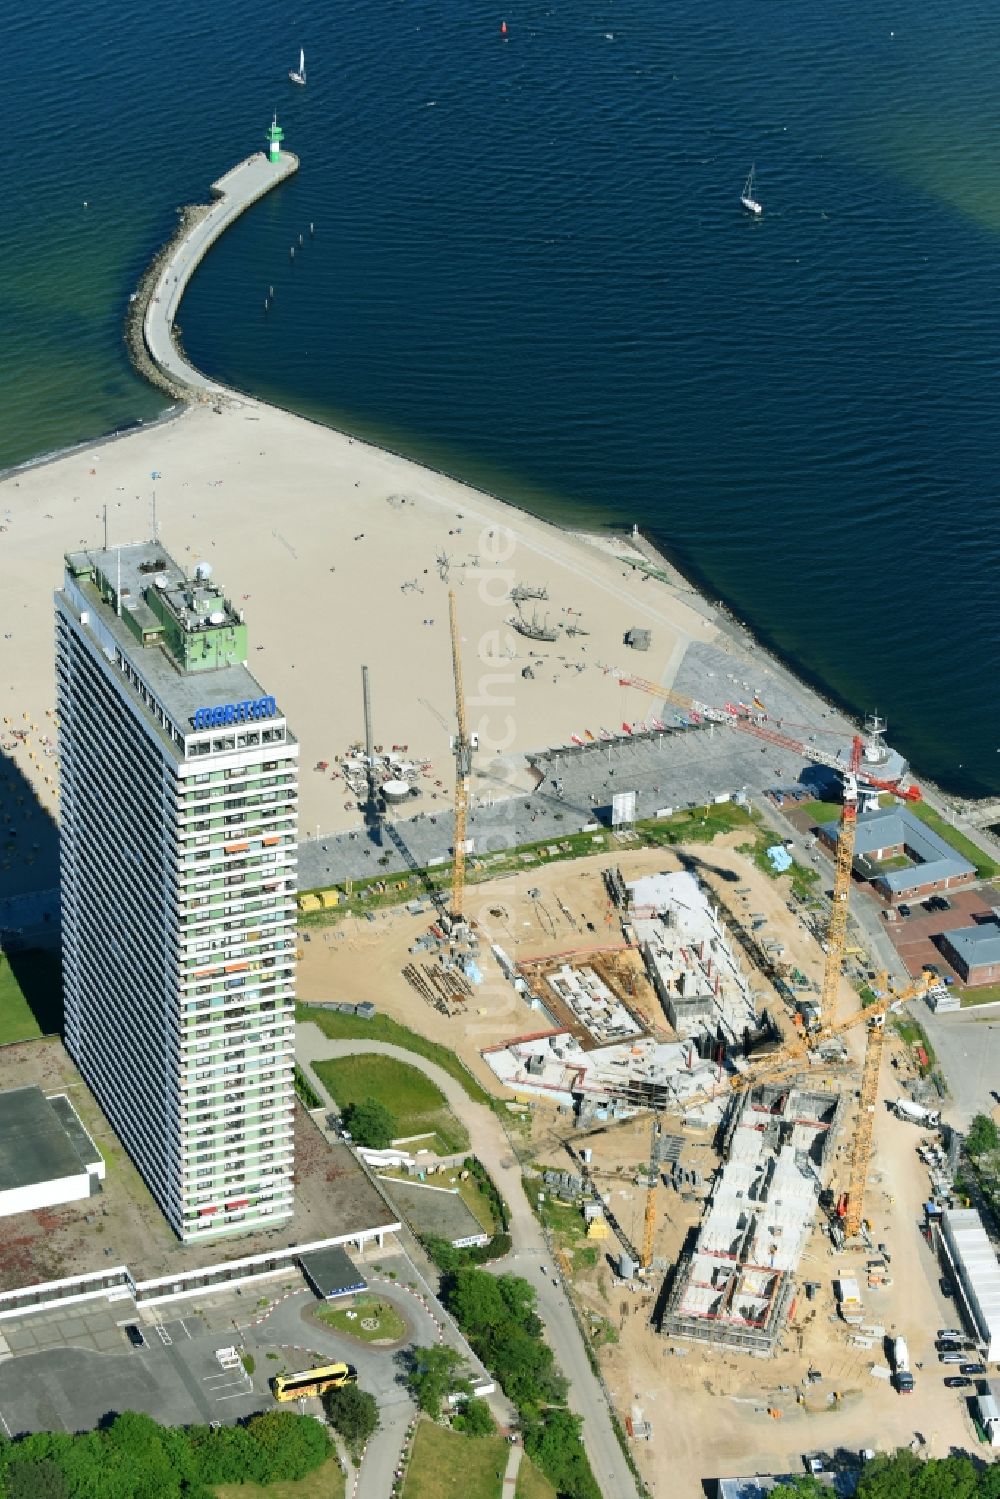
[140,150,299,400]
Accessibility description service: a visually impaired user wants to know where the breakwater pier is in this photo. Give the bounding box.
[129,145,298,401]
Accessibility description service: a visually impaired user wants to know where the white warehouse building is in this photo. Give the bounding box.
[940,1206,1000,1362]
[0,1087,105,1218]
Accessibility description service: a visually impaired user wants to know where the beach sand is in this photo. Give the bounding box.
[0,399,731,852]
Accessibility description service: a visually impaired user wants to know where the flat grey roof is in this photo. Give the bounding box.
[382,1178,488,1246]
[944,923,1000,970]
[0,1087,92,1192]
[298,1245,367,1299]
[59,542,291,748]
[47,1095,102,1169]
[820,805,975,891]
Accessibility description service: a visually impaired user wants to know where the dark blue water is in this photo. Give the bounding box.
[3,0,998,797]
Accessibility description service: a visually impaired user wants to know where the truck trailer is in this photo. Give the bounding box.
[893,1099,941,1128]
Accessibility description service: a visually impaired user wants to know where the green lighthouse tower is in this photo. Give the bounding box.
[267,113,284,164]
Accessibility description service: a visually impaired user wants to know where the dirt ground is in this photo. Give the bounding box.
[548,1022,984,1499]
[297,835,970,1494]
[295,830,862,1086]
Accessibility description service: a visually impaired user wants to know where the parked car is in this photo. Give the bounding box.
[936,1341,960,1353]
[961,1363,986,1376]
[934,896,953,911]
[940,1277,955,1298]
[898,904,912,917]
[938,1328,963,1341]
[944,1377,972,1389]
[124,1325,145,1348]
[939,1353,964,1364]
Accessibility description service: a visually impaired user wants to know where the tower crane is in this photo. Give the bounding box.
[612,968,933,1270]
[447,591,475,925]
[614,671,920,1026]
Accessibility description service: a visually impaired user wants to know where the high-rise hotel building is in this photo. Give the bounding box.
[55,541,298,1241]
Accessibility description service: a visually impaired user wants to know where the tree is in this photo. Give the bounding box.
[856,1450,981,1499]
[406,1345,469,1417]
[342,1097,397,1149]
[322,1385,378,1459]
[524,1409,601,1499]
[243,1409,330,1482]
[965,1112,999,1157]
[4,1459,70,1499]
[769,1480,824,1499]
[452,1397,494,1437]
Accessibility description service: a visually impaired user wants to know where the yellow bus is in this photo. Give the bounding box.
[271,1362,358,1402]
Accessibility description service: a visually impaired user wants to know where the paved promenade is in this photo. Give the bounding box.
[297,1023,641,1499]
[143,151,298,394]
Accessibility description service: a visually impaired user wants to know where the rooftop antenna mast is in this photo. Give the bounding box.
[361,665,379,824]
[102,504,108,551]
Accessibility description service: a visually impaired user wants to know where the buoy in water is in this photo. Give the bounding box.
[309,221,315,235]
[500,19,507,36]
[290,246,295,258]
[298,233,304,245]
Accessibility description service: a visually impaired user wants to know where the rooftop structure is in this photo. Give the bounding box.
[0,1087,104,1219]
[818,805,975,901]
[940,1206,1000,1361]
[627,871,759,1041]
[661,1085,843,1355]
[56,540,298,1243]
[298,1245,367,1301]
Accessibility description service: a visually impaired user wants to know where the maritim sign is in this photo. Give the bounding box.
[193,697,277,730]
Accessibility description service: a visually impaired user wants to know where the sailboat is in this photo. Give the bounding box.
[740,164,762,216]
[288,48,306,86]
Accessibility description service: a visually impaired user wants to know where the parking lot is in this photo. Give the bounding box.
[0,1302,267,1436]
[882,887,998,982]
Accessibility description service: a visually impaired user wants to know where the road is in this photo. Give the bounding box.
[297,1026,641,1499]
[249,1286,427,1499]
[143,151,298,394]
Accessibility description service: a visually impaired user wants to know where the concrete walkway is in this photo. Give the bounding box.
[143,150,298,395]
[296,1023,640,1499]
[502,1440,523,1496]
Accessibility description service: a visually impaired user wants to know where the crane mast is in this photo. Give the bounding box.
[818,735,862,1020]
[448,591,473,924]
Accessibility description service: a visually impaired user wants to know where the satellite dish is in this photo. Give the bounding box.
[195,561,213,582]
[209,610,226,625]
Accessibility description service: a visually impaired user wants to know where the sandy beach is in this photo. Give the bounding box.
[0,397,750,848]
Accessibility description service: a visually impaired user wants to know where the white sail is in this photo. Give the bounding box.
[299,49,305,75]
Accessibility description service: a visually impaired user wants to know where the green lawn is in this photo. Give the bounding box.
[907,801,999,879]
[959,982,1000,1007]
[213,1456,345,1499]
[400,1422,555,1499]
[313,1054,470,1153]
[402,1423,508,1499]
[315,1293,407,1344]
[297,1005,496,1109]
[0,949,62,1044]
[792,800,842,827]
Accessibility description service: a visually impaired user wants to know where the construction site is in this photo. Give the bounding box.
[290,596,995,1490]
[659,1083,845,1355]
